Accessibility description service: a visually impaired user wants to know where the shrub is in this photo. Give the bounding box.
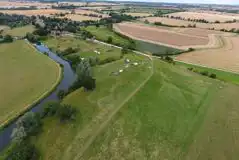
[107,36,113,43]
[200,71,209,76]
[188,67,193,71]
[42,101,60,117]
[57,89,66,100]
[57,104,77,121]
[6,142,39,160]
[209,73,217,79]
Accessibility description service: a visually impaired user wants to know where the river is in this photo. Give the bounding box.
[0,43,77,152]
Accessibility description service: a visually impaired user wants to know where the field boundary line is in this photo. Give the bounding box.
[0,40,62,130]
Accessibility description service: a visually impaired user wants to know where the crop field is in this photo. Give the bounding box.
[3,25,35,37]
[62,14,100,21]
[0,1,54,8]
[33,54,152,160]
[176,35,239,73]
[85,26,180,55]
[124,12,152,17]
[114,22,213,50]
[141,17,239,31]
[43,36,122,61]
[0,40,60,127]
[78,59,239,160]
[0,9,68,16]
[167,11,239,22]
[74,9,109,18]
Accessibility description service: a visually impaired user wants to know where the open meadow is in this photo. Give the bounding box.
[124,12,153,17]
[61,14,100,21]
[32,53,152,160]
[43,36,122,63]
[3,25,35,37]
[0,40,60,127]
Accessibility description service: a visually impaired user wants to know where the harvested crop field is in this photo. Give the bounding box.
[141,17,239,31]
[176,36,239,73]
[62,14,100,21]
[167,11,239,22]
[114,22,215,49]
[74,9,109,18]
[0,9,68,16]
[124,12,152,17]
[0,1,54,8]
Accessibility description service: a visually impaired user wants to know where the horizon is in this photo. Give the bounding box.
[105,0,239,5]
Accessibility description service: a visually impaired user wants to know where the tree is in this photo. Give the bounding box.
[43,101,61,117]
[26,32,38,43]
[4,34,13,42]
[11,126,27,143]
[121,47,128,55]
[57,89,66,100]
[57,104,76,121]
[107,36,113,43]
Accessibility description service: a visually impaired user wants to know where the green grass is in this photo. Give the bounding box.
[32,54,152,160]
[81,59,239,160]
[85,26,180,55]
[3,25,35,37]
[135,39,182,55]
[43,36,122,62]
[84,26,131,47]
[176,61,239,85]
[0,40,60,127]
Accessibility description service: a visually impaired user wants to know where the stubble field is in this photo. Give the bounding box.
[0,9,68,16]
[113,22,222,50]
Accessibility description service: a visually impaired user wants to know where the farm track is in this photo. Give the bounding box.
[62,46,153,160]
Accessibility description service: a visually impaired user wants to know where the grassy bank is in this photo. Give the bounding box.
[177,61,239,85]
[0,40,61,128]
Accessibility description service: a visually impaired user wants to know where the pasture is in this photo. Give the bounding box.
[3,25,35,37]
[0,40,60,127]
[80,59,239,160]
[43,36,122,62]
[124,12,152,17]
[62,14,100,21]
[33,54,152,160]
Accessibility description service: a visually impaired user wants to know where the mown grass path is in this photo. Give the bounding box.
[62,53,153,160]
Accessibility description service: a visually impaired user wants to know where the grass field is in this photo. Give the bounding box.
[32,54,152,160]
[3,25,35,37]
[177,61,239,85]
[84,26,131,47]
[43,36,123,62]
[81,59,239,160]
[0,40,60,127]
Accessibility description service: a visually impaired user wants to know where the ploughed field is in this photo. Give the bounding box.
[114,22,218,50]
[0,40,60,127]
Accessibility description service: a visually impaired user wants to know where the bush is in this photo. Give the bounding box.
[42,101,60,117]
[63,47,78,55]
[209,73,217,79]
[200,71,209,76]
[57,89,66,100]
[188,67,193,71]
[57,104,77,121]
[107,36,113,43]
[6,142,39,160]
